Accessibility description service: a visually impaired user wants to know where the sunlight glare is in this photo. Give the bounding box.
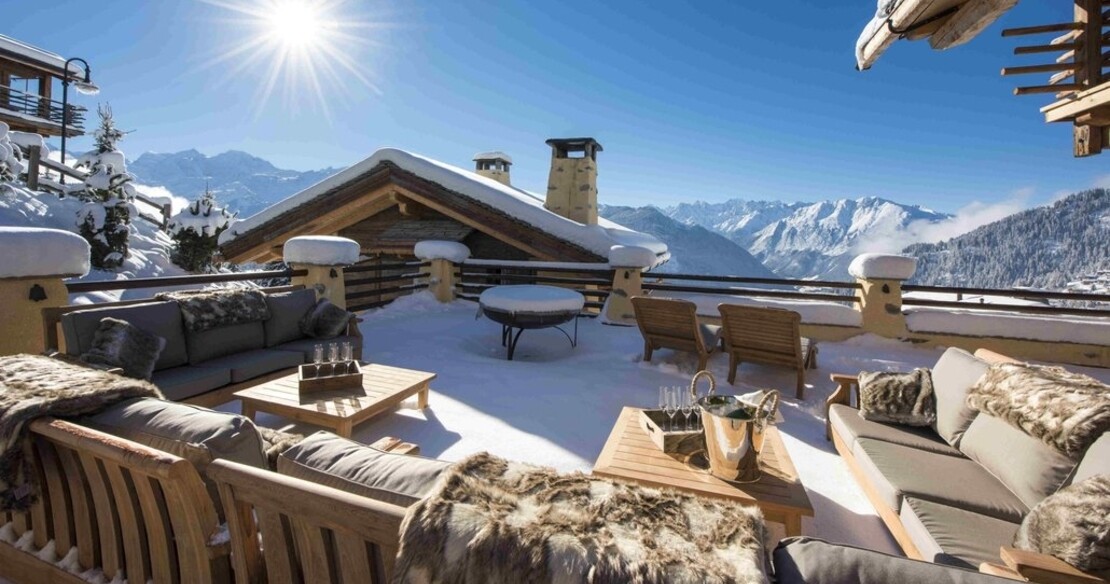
[265,1,325,49]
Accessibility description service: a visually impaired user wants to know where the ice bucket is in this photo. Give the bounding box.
[690,371,779,483]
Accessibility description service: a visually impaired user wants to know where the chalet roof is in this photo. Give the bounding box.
[219,148,669,265]
[0,34,87,77]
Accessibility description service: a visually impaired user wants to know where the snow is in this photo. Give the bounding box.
[673,293,864,328]
[0,34,87,75]
[414,240,470,263]
[903,291,1049,308]
[464,258,610,271]
[167,194,234,237]
[7,131,48,155]
[472,151,512,163]
[220,148,669,266]
[283,235,360,266]
[608,245,657,269]
[848,253,917,280]
[479,284,585,314]
[0,226,89,278]
[905,307,1110,345]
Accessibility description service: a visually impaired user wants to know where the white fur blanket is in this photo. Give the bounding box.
[392,452,769,584]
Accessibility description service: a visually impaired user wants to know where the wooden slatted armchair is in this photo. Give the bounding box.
[631,296,722,371]
[718,304,817,399]
[209,458,408,584]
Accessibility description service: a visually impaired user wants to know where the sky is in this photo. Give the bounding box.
[4,0,1107,214]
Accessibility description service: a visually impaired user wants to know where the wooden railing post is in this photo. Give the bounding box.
[414,241,469,303]
[25,145,40,190]
[849,254,915,339]
[283,236,361,310]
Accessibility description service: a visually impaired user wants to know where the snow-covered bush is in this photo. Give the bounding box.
[74,104,136,270]
[0,122,27,184]
[168,189,236,272]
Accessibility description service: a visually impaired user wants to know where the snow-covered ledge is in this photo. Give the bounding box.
[849,253,916,338]
[283,236,361,309]
[602,245,654,327]
[415,241,470,302]
[0,228,91,356]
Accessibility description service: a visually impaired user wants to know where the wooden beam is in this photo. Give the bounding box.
[1042,79,1110,121]
[1077,0,1105,88]
[1015,41,1080,55]
[1002,22,1082,36]
[1002,62,1076,75]
[1015,83,1083,95]
[931,0,1018,50]
[1074,122,1105,156]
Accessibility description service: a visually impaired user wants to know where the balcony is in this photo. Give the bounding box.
[0,84,86,136]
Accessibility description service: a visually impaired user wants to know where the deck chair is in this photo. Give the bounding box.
[718,304,817,399]
[631,296,722,371]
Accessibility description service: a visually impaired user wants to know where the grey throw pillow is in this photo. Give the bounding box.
[299,299,351,339]
[858,368,936,427]
[1014,474,1110,577]
[80,317,167,380]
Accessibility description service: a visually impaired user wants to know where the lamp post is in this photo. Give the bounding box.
[60,57,99,185]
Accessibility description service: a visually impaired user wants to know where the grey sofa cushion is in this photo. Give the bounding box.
[900,497,1021,570]
[300,299,352,339]
[151,366,232,401]
[829,404,961,457]
[959,413,1077,509]
[931,348,989,446]
[853,438,1028,522]
[1072,432,1109,484]
[185,321,265,365]
[264,289,317,347]
[276,335,363,362]
[278,431,450,507]
[61,301,188,371]
[194,349,304,383]
[771,536,1015,584]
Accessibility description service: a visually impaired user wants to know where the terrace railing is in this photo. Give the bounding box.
[63,267,307,296]
[344,259,430,312]
[455,259,615,314]
[900,283,1110,317]
[0,85,87,132]
[641,272,861,305]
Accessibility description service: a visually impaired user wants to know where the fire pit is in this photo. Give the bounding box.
[478,285,585,360]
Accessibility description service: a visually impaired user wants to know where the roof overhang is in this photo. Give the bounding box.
[856,0,1018,70]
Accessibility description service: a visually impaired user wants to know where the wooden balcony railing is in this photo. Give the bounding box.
[0,86,86,132]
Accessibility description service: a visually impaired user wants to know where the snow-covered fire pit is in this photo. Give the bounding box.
[478,285,586,360]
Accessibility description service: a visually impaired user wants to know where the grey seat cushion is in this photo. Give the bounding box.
[959,413,1078,509]
[278,431,450,507]
[61,301,188,371]
[829,404,962,457]
[931,348,989,446]
[151,366,232,401]
[853,438,1028,522]
[900,497,1021,571]
[185,321,266,365]
[264,289,317,347]
[275,335,364,362]
[1072,432,1109,484]
[772,536,1016,584]
[194,349,304,383]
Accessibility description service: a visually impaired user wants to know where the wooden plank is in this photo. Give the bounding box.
[101,462,150,584]
[930,0,1018,50]
[131,476,176,584]
[76,453,122,580]
[34,440,73,554]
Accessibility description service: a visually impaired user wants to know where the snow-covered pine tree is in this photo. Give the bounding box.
[168,186,236,272]
[74,104,136,270]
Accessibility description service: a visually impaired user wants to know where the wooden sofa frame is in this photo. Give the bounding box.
[825,348,1107,584]
[40,285,364,409]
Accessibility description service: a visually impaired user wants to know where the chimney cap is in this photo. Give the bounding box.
[545,137,603,152]
[472,151,512,164]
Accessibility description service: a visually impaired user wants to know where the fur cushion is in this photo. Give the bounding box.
[80,317,166,380]
[857,368,935,426]
[1014,474,1110,577]
[967,363,1110,458]
[256,426,304,471]
[299,299,350,339]
[393,452,769,584]
[157,288,270,333]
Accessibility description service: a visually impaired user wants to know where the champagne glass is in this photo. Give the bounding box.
[341,342,353,373]
[312,344,324,378]
[327,343,339,375]
[681,388,695,432]
[664,387,679,432]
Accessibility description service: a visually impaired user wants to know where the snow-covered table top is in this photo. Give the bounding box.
[479,285,585,314]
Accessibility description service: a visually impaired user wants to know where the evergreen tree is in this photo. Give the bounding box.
[74,104,135,270]
[168,185,236,272]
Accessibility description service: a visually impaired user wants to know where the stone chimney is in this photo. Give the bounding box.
[545,137,602,225]
[473,151,512,186]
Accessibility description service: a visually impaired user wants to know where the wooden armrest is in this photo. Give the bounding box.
[1001,547,1105,584]
[980,562,1027,581]
[975,348,1021,364]
[825,373,859,441]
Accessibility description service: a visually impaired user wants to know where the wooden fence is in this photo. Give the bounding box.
[344,260,430,312]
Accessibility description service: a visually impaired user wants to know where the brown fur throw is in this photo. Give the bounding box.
[156,288,270,332]
[257,426,304,470]
[1014,474,1110,577]
[857,368,935,426]
[392,452,769,584]
[80,317,166,380]
[0,354,162,511]
[966,363,1110,458]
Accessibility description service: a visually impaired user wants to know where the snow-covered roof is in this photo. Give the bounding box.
[0,34,86,76]
[473,151,512,163]
[220,148,669,265]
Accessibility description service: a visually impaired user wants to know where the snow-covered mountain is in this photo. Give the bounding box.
[665,197,950,279]
[129,150,341,217]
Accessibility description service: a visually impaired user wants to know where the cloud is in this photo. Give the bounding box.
[132,183,190,214]
[1092,174,1110,189]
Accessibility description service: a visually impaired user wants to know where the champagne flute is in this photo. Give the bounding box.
[312,344,324,378]
[681,388,694,432]
[327,343,339,375]
[658,386,669,430]
[664,387,679,433]
[341,342,353,373]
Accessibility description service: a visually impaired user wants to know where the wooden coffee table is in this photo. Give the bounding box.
[235,364,436,438]
[592,407,813,536]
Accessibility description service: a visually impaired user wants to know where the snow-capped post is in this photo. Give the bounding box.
[283,236,360,309]
[414,241,469,302]
[0,227,90,356]
[74,104,135,270]
[603,245,656,326]
[849,253,916,338]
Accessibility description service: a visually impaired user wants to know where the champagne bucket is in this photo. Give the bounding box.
[689,371,779,483]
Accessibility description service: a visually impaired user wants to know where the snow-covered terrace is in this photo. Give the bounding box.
[213,291,1110,550]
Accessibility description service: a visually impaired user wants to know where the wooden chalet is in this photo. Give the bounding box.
[856,0,1108,157]
[0,34,90,137]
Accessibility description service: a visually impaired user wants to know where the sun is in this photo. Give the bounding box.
[264,1,328,50]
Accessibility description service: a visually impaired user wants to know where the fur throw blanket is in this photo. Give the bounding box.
[0,354,162,511]
[966,363,1110,458]
[392,452,769,584]
[1014,474,1110,578]
[857,368,935,426]
[156,288,270,332]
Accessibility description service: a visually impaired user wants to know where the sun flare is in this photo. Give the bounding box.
[264,1,327,50]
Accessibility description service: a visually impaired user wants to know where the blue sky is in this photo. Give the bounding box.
[5,1,1105,213]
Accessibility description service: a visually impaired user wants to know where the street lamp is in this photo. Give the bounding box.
[60,57,99,184]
